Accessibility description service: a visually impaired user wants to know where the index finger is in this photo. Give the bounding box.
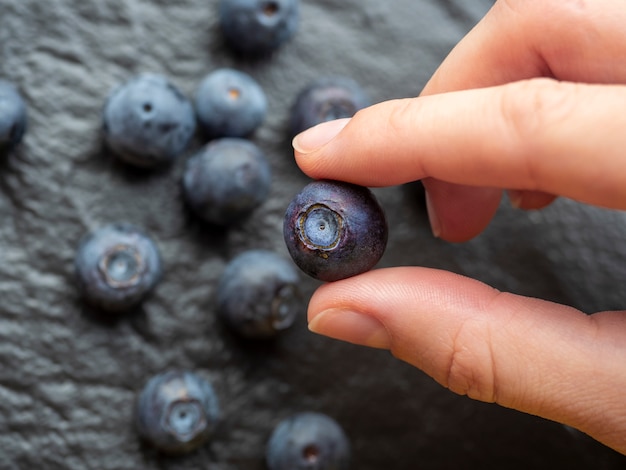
[294,78,626,211]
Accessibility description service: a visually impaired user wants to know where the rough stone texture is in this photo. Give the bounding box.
[0,1,625,469]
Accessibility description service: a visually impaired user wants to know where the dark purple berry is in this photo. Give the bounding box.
[0,80,27,156]
[290,76,369,136]
[182,138,271,225]
[195,68,267,139]
[266,412,351,470]
[218,0,299,56]
[217,250,301,338]
[283,180,388,282]
[135,370,220,455]
[74,223,162,312]
[102,74,196,168]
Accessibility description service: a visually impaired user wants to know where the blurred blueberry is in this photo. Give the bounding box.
[182,138,271,225]
[0,80,27,156]
[74,223,162,312]
[283,180,388,282]
[136,370,220,455]
[217,249,301,338]
[219,0,299,56]
[102,74,196,168]
[266,412,351,470]
[290,76,369,136]
[195,68,267,139]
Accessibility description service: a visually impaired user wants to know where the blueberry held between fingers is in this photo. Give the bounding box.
[182,138,271,225]
[74,223,162,312]
[219,0,299,56]
[195,68,267,139]
[0,80,27,156]
[217,250,301,338]
[266,412,351,470]
[102,74,196,168]
[283,180,388,282]
[136,370,220,455]
[290,76,369,136]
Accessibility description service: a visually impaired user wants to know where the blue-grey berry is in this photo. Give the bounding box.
[74,223,162,312]
[290,76,369,136]
[102,74,196,168]
[182,138,271,225]
[135,370,220,455]
[0,80,27,156]
[217,250,301,338]
[266,412,351,470]
[283,180,388,282]
[219,0,299,56]
[195,68,267,139]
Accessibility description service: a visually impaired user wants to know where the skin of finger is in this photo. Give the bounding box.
[423,0,626,95]
[295,80,626,210]
[422,178,502,242]
[417,0,626,238]
[308,267,626,453]
[507,189,557,210]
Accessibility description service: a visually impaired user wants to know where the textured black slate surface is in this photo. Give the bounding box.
[1,0,625,469]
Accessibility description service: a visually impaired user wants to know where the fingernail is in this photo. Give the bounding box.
[308,308,391,349]
[508,190,524,209]
[425,189,441,238]
[292,118,350,155]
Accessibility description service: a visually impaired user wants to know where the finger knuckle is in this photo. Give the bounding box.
[444,318,499,403]
[384,98,417,137]
[498,78,581,187]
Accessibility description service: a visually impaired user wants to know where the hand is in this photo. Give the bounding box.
[291,0,626,454]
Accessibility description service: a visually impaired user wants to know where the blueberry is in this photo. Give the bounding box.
[195,68,267,139]
[266,412,350,470]
[74,223,162,312]
[135,370,220,455]
[182,138,271,225]
[290,76,369,136]
[218,0,299,56]
[102,74,196,168]
[217,250,301,338]
[0,80,27,156]
[283,180,388,282]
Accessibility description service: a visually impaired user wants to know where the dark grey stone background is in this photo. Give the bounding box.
[1,0,625,469]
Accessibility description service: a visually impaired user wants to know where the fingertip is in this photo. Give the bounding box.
[308,307,392,349]
[507,189,557,210]
[423,179,503,242]
[292,118,351,156]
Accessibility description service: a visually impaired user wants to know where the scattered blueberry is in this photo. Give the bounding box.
[74,223,162,312]
[283,180,388,282]
[135,370,220,455]
[218,0,299,56]
[266,412,351,470]
[195,68,267,139]
[182,138,271,225]
[102,73,196,168]
[0,80,27,156]
[217,250,301,338]
[290,76,369,136]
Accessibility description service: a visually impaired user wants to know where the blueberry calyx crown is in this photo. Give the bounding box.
[262,1,280,17]
[227,87,241,100]
[297,204,343,252]
[98,244,144,288]
[163,400,207,442]
[318,98,357,123]
[270,284,299,330]
[302,443,321,463]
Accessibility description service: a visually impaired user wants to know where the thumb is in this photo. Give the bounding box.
[307,267,626,453]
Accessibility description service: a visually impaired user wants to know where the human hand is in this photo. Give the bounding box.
[291,0,626,454]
